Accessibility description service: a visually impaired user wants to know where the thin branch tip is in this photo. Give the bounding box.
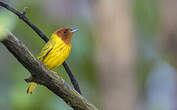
[21,7,28,15]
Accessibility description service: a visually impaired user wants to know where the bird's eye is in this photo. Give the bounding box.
[63,30,67,34]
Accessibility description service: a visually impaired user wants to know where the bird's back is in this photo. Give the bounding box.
[38,34,71,70]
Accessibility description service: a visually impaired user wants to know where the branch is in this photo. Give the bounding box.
[0,0,81,94]
[1,32,98,110]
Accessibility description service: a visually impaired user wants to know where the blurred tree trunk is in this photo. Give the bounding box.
[160,0,177,64]
[92,0,137,110]
[159,1,177,110]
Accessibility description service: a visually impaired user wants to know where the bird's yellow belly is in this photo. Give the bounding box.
[42,44,71,70]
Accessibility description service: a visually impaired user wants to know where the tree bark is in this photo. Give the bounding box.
[1,32,98,110]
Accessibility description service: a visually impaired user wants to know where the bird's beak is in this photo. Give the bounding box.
[71,28,79,33]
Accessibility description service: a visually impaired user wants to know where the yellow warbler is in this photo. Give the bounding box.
[27,28,79,94]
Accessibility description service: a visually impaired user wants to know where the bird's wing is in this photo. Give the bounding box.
[38,41,55,62]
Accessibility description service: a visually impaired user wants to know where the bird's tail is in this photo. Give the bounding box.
[27,82,37,94]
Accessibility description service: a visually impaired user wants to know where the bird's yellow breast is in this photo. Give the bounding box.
[39,34,71,70]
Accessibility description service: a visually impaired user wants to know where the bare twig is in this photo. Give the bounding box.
[1,32,98,110]
[0,1,81,94]
[21,7,28,15]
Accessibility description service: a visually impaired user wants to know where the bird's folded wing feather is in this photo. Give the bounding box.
[38,41,55,62]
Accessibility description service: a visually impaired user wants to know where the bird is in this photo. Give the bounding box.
[27,27,79,94]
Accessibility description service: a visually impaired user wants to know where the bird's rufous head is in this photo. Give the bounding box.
[55,28,79,45]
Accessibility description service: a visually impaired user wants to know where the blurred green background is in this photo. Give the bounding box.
[0,0,177,110]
